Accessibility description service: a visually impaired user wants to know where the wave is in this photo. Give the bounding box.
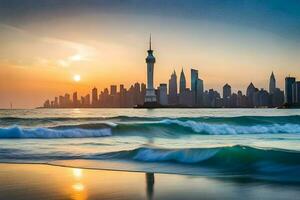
[0,126,111,138]
[1,115,300,138]
[91,145,300,166]
[1,115,300,125]
[0,145,299,182]
[1,121,300,138]
[88,145,300,182]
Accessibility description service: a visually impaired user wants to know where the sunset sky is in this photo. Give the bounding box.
[0,0,300,108]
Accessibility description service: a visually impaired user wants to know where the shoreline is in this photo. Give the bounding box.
[0,163,300,200]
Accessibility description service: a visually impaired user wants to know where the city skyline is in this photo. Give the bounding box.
[43,38,299,109]
[1,0,300,108]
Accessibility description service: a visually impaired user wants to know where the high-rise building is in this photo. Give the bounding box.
[293,81,300,104]
[64,93,71,107]
[92,87,98,106]
[191,69,198,93]
[190,69,204,106]
[168,70,178,105]
[285,76,296,104]
[158,83,168,105]
[246,82,257,107]
[196,78,204,106]
[179,68,186,94]
[72,92,78,107]
[133,82,141,105]
[144,36,157,103]
[255,89,269,107]
[43,100,50,108]
[223,83,231,107]
[84,94,90,107]
[54,97,58,107]
[272,88,284,107]
[119,84,127,107]
[110,85,117,96]
[179,89,193,106]
[223,84,231,99]
[269,72,276,94]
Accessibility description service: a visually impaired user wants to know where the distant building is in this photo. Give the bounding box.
[119,84,127,107]
[73,92,78,107]
[196,78,204,106]
[223,83,231,107]
[179,68,186,94]
[54,97,58,107]
[64,93,71,107]
[293,81,300,104]
[110,85,117,96]
[285,76,296,104]
[269,72,276,94]
[272,88,284,107]
[254,89,269,107]
[43,100,50,108]
[191,69,198,105]
[168,70,178,105]
[246,82,257,107]
[190,69,204,106]
[92,87,98,106]
[179,89,193,106]
[85,94,90,107]
[158,84,168,105]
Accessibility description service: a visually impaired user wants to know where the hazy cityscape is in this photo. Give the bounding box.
[43,38,300,109]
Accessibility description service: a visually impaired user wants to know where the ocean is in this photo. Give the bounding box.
[0,108,300,184]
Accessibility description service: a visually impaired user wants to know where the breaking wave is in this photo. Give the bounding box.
[1,115,300,138]
[0,126,111,138]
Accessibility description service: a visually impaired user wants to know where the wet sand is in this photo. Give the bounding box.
[0,163,299,200]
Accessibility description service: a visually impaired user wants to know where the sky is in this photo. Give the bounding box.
[0,0,300,108]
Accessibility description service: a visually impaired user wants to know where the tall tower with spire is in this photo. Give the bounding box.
[144,35,157,103]
[269,72,276,94]
[179,68,186,94]
[168,70,178,105]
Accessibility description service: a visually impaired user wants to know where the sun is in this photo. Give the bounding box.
[73,74,81,82]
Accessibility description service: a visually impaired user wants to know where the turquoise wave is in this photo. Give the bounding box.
[1,145,299,183]
[1,115,300,126]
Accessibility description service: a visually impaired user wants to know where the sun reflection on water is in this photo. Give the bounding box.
[72,183,85,192]
[73,168,83,179]
[71,168,87,200]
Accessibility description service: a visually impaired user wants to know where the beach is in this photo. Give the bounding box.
[0,163,299,200]
[1,108,300,199]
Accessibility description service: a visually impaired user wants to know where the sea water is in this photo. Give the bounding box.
[0,108,300,183]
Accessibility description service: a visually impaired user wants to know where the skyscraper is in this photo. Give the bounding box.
[223,83,231,99]
[191,68,204,106]
[191,69,198,94]
[73,92,78,107]
[92,87,98,106]
[158,83,168,105]
[223,83,231,107]
[246,82,257,107]
[196,78,204,106]
[168,70,178,105]
[191,69,198,105]
[144,35,157,103]
[110,85,117,96]
[179,68,186,94]
[293,81,300,104]
[285,76,296,104]
[269,72,276,94]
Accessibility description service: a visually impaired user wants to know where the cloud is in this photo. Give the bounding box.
[41,37,98,67]
[0,23,98,69]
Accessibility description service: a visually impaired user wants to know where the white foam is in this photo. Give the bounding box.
[0,126,112,138]
[162,119,300,134]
